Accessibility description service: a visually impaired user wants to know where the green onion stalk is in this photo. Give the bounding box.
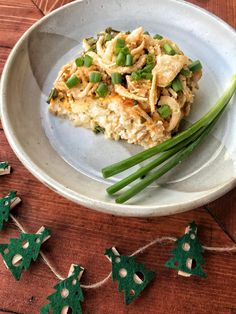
[107,125,206,195]
[115,106,225,204]
[102,75,236,178]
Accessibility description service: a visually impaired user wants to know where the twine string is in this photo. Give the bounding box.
[81,272,112,289]
[40,251,65,281]
[130,236,177,257]
[202,245,236,252]
[9,214,236,289]
[10,214,65,281]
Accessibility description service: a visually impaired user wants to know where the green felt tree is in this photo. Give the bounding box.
[0,162,8,170]
[165,221,206,278]
[40,265,84,314]
[0,191,17,230]
[0,227,51,280]
[0,162,10,176]
[105,247,155,305]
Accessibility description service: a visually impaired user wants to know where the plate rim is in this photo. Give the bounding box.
[1,0,236,217]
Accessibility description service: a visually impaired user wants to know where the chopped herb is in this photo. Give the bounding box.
[146,54,155,65]
[142,63,155,72]
[47,88,58,104]
[96,83,109,97]
[121,47,130,55]
[105,27,120,34]
[94,125,105,134]
[116,38,126,47]
[131,71,141,81]
[153,34,163,40]
[144,31,150,35]
[180,68,191,77]
[105,27,113,33]
[131,61,154,81]
[89,71,102,83]
[86,37,97,46]
[85,37,97,52]
[116,51,126,66]
[88,45,97,52]
[65,74,81,89]
[141,72,153,80]
[171,77,183,92]
[111,73,123,84]
[75,57,84,67]
[157,105,171,119]
[163,43,176,55]
[125,54,133,66]
[115,38,126,55]
[134,100,139,106]
[84,55,93,67]
[188,60,202,72]
[105,33,113,42]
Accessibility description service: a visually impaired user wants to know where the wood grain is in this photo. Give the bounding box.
[189,0,236,28]
[0,0,42,47]
[206,189,236,242]
[0,1,236,313]
[32,0,72,15]
[0,138,235,314]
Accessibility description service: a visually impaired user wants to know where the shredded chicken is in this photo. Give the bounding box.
[114,85,148,101]
[154,55,189,87]
[158,96,181,131]
[70,83,94,99]
[96,35,105,57]
[103,33,126,63]
[48,27,202,148]
[82,39,91,51]
[127,26,144,42]
[149,71,158,113]
[130,40,145,56]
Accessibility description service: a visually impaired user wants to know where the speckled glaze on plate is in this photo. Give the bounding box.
[1,0,236,216]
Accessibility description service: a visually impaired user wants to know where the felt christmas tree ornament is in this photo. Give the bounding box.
[0,191,21,230]
[0,226,51,280]
[165,221,206,278]
[0,162,11,176]
[105,247,155,305]
[40,264,84,314]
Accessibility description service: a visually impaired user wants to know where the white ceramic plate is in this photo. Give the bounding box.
[1,0,236,216]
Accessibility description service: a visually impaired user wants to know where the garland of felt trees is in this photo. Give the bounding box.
[0,194,206,312]
[0,164,207,313]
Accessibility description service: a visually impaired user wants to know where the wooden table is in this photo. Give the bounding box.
[0,1,235,313]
